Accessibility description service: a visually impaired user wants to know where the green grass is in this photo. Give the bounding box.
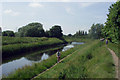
[6,40,85,78]
[107,42,120,59]
[35,40,115,78]
[64,36,93,43]
[2,37,65,59]
[4,38,116,78]
[2,44,64,63]
[2,36,49,45]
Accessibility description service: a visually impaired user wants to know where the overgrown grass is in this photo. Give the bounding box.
[2,44,64,63]
[64,36,93,43]
[2,36,48,45]
[35,40,115,78]
[2,37,65,59]
[6,40,86,78]
[107,42,120,59]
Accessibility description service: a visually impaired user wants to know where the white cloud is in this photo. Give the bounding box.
[4,9,20,16]
[28,2,43,8]
[79,3,95,8]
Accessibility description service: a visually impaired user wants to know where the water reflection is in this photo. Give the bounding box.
[41,53,49,61]
[25,50,57,61]
[1,42,84,76]
[62,45,74,51]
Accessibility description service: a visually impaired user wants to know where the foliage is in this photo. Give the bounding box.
[49,25,63,38]
[2,37,65,59]
[36,40,115,78]
[108,41,120,58]
[67,34,72,37]
[2,36,48,45]
[18,22,45,37]
[6,42,80,78]
[2,30,15,37]
[88,23,104,39]
[0,27,2,36]
[102,2,120,43]
[74,30,87,37]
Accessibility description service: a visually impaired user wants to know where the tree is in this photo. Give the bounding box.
[0,27,1,36]
[49,25,63,38]
[89,23,104,39]
[2,30,15,37]
[67,34,72,37]
[45,30,50,37]
[18,22,45,37]
[74,30,87,37]
[102,2,120,43]
[85,31,87,35]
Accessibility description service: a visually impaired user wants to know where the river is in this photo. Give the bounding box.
[1,42,84,76]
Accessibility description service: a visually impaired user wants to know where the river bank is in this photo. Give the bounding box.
[4,41,84,78]
[2,37,67,60]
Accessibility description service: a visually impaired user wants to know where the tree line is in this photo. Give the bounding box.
[2,23,63,38]
[2,1,120,43]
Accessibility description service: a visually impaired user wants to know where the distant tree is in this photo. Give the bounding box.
[68,34,72,37]
[88,23,104,39]
[102,2,120,43]
[49,25,63,38]
[18,22,45,37]
[2,30,15,37]
[0,27,2,36]
[85,31,87,35]
[74,30,87,37]
[15,32,20,37]
[45,30,50,37]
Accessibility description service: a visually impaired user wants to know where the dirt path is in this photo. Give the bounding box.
[107,48,119,79]
[31,49,79,80]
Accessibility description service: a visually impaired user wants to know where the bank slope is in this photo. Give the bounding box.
[2,37,66,59]
[35,40,115,78]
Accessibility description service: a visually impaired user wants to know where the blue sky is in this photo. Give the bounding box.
[1,2,114,35]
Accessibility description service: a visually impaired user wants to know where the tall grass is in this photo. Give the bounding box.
[2,36,49,45]
[6,42,83,78]
[64,36,93,43]
[36,40,115,78]
[2,37,65,59]
[107,42,120,59]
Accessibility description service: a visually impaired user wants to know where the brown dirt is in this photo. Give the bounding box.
[107,48,119,79]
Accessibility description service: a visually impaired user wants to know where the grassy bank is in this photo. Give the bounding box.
[35,40,115,78]
[2,37,66,59]
[64,36,93,43]
[2,37,49,45]
[6,40,86,78]
[2,44,64,64]
[107,42,120,59]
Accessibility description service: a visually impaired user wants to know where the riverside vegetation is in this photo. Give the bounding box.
[2,37,66,60]
[1,1,120,79]
[6,39,116,78]
[34,40,116,78]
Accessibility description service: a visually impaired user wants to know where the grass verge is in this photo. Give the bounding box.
[6,40,86,78]
[2,38,65,59]
[35,40,115,78]
[107,42,120,59]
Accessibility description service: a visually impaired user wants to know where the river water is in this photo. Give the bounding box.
[1,42,84,76]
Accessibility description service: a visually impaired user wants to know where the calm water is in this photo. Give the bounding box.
[1,42,84,76]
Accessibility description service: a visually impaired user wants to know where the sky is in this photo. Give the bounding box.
[0,1,115,35]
